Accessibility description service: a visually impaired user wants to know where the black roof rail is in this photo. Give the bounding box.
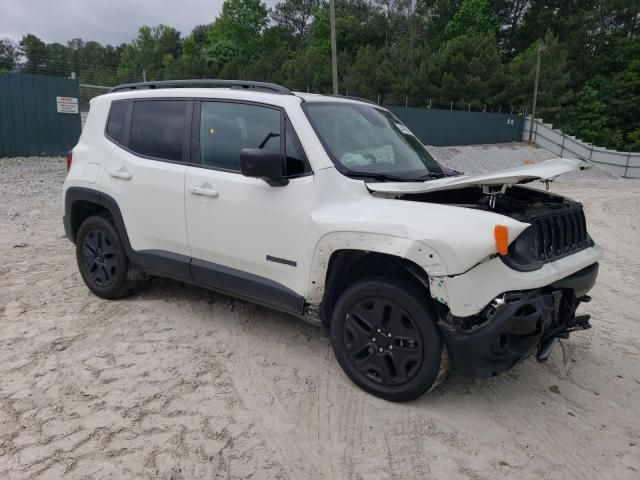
[108,79,293,95]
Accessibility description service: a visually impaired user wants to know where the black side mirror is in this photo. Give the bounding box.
[240,148,288,187]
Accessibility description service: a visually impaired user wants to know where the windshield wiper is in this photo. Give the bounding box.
[412,167,462,181]
[411,172,449,181]
[343,170,412,182]
[345,168,459,183]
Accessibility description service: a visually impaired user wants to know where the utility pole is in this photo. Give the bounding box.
[528,44,545,143]
[329,0,338,95]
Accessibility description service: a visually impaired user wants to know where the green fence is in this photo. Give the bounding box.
[0,73,82,157]
[388,107,524,146]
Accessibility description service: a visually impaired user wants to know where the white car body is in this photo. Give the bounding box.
[63,82,602,396]
[65,87,601,317]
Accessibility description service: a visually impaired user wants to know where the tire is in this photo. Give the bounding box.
[330,276,447,402]
[75,215,143,299]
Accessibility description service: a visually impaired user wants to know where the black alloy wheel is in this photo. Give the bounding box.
[343,297,424,385]
[82,229,117,287]
[330,277,444,402]
[75,215,143,299]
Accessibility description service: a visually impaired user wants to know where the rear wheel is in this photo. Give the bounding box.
[330,277,446,402]
[75,215,143,299]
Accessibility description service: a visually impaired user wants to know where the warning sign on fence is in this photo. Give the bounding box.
[56,96,79,114]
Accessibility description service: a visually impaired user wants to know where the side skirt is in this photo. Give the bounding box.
[138,251,305,315]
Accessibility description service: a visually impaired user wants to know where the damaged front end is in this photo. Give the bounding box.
[438,263,598,378]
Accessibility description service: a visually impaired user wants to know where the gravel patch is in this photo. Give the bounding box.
[0,157,66,248]
[1,148,639,479]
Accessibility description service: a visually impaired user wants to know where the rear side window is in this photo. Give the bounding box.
[129,100,187,162]
[106,101,127,144]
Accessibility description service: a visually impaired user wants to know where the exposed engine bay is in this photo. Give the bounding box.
[398,184,571,217]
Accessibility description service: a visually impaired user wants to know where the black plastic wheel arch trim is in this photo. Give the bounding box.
[63,186,305,314]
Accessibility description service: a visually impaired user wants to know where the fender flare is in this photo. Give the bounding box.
[305,232,449,305]
[65,187,134,250]
[64,186,154,270]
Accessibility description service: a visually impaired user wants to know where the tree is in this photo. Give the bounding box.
[562,85,619,148]
[0,38,20,72]
[343,45,395,100]
[118,25,182,81]
[505,31,569,118]
[445,0,497,39]
[210,0,268,47]
[271,0,321,47]
[489,0,530,55]
[5,0,638,150]
[424,31,505,108]
[19,34,49,74]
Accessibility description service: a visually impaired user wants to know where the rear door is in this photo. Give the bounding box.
[100,98,192,273]
[184,100,313,309]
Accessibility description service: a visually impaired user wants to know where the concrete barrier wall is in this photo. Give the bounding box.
[523,117,640,178]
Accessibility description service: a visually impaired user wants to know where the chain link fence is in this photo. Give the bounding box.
[79,84,110,128]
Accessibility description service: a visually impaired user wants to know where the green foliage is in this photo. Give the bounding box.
[0,38,20,72]
[504,31,570,117]
[562,85,617,148]
[271,0,321,46]
[19,34,48,74]
[118,25,181,81]
[424,32,504,107]
[210,0,268,48]
[343,45,394,100]
[9,0,640,150]
[445,0,497,39]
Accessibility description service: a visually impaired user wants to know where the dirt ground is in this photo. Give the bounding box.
[1,147,639,479]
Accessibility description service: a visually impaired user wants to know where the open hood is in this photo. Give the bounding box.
[367,158,591,195]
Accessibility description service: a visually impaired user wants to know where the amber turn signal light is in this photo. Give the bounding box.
[494,225,509,256]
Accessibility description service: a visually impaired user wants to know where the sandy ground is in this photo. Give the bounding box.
[1,145,639,479]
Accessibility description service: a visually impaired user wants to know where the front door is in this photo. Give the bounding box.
[184,100,313,309]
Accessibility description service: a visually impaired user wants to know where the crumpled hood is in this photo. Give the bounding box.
[367,158,590,195]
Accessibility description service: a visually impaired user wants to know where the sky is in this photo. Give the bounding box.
[0,0,265,45]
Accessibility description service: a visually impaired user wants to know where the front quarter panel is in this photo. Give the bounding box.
[304,168,531,303]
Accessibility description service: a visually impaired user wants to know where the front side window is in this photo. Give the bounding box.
[129,100,187,162]
[303,102,443,181]
[199,102,309,176]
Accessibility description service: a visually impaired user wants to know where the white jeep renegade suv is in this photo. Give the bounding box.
[63,80,602,401]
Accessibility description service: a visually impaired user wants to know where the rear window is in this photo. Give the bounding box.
[105,101,128,144]
[129,100,188,162]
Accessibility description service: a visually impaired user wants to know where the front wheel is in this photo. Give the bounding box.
[330,277,447,402]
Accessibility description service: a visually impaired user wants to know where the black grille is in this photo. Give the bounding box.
[530,208,590,261]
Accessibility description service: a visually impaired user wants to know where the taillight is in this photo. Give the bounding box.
[66,151,73,172]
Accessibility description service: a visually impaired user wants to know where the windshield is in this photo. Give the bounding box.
[303,102,443,180]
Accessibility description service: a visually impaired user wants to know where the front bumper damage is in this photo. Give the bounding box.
[439,263,599,378]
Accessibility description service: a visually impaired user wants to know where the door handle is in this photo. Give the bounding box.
[190,185,219,198]
[108,168,132,180]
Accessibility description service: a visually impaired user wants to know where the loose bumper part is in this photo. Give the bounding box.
[439,263,598,378]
